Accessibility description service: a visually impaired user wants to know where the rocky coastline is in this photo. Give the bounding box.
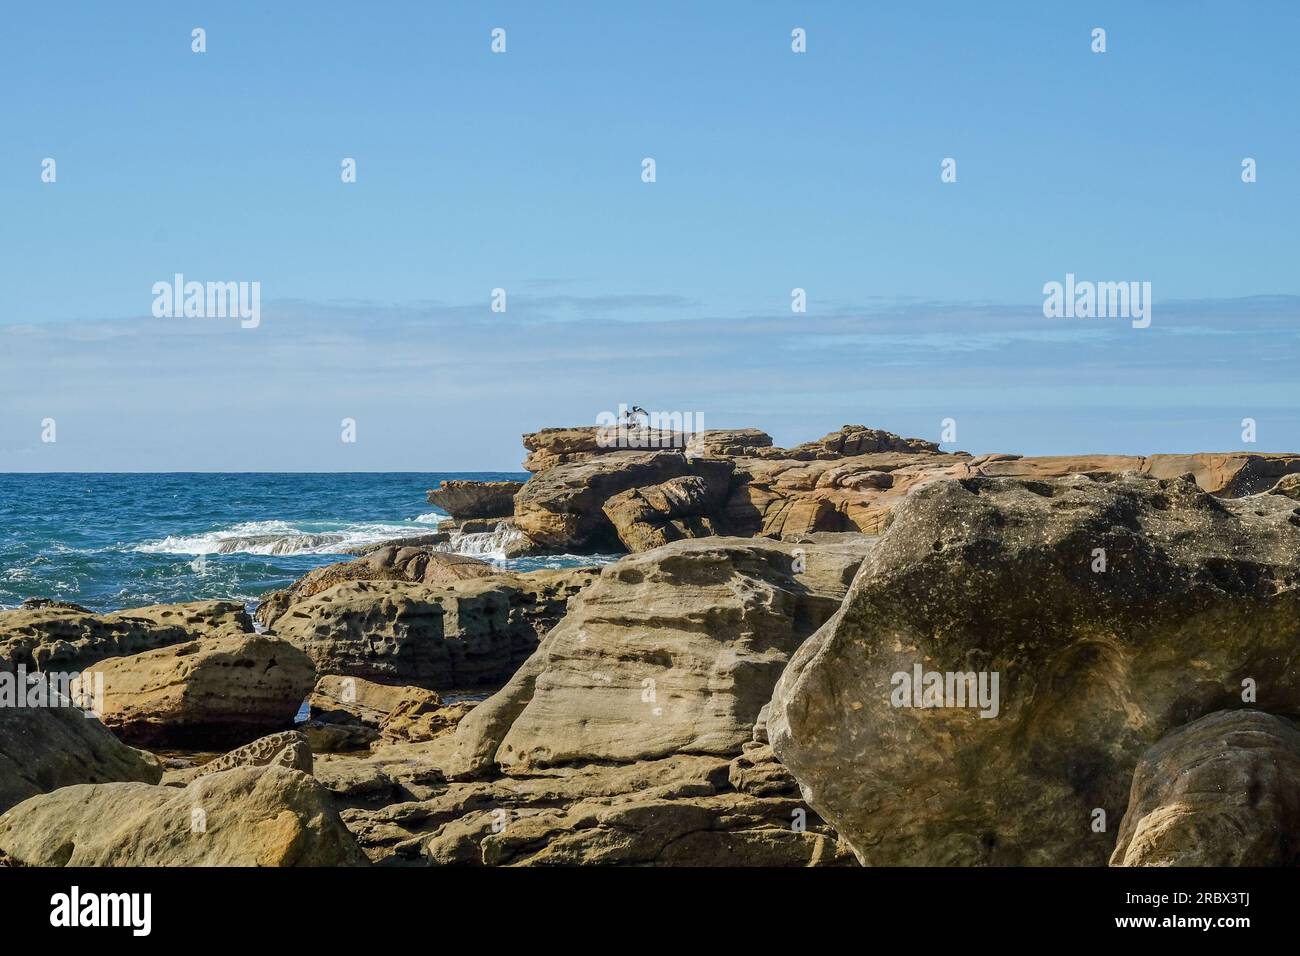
[4,422,1300,866]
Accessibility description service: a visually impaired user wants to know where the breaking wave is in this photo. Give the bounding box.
[133,519,449,557]
[428,523,524,560]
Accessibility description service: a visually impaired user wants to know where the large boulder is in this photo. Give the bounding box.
[445,535,873,777]
[0,765,365,866]
[93,634,315,749]
[309,673,429,727]
[426,480,523,518]
[0,600,252,672]
[601,474,729,552]
[1110,710,1300,867]
[769,472,1300,866]
[271,568,596,691]
[307,674,470,743]
[255,546,498,627]
[513,450,732,552]
[0,704,162,813]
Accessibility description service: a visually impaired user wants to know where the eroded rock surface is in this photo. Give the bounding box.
[94,634,315,749]
[270,568,595,691]
[514,450,730,551]
[165,730,314,786]
[0,600,252,672]
[769,472,1300,866]
[445,536,872,776]
[319,536,869,865]
[307,674,472,745]
[426,480,523,518]
[602,474,728,552]
[338,751,852,867]
[0,765,365,866]
[1110,710,1300,867]
[509,422,1300,553]
[0,705,162,813]
[255,547,498,628]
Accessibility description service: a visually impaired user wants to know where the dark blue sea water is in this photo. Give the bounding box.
[0,473,601,613]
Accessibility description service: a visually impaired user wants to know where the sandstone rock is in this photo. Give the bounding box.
[307,674,470,743]
[522,425,1300,557]
[313,756,405,805]
[0,600,252,673]
[106,601,253,636]
[1142,453,1300,496]
[520,425,692,470]
[201,730,312,776]
[93,634,315,749]
[1110,710,1300,867]
[0,705,162,813]
[302,719,381,753]
[972,452,1300,496]
[687,428,775,458]
[344,532,451,555]
[461,791,849,867]
[0,765,366,866]
[311,738,457,807]
[273,568,594,691]
[16,598,93,613]
[783,425,941,459]
[426,480,524,518]
[728,742,800,797]
[521,426,607,472]
[379,696,474,744]
[514,423,1300,557]
[445,536,872,778]
[770,472,1300,866]
[255,547,498,627]
[338,752,852,866]
[601,474,729,552]
[166,731,313,786]
[723,448,1300,550]
[513,450,732,552]
[514,424,954,549]
[958,453,1144,482]
[304,533,867,866]
[752,701,773,744]
[721,452,961,538]
[1266,473,1300,501]
[309,673,429,727]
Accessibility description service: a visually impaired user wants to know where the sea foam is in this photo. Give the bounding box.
[134,519,451,557]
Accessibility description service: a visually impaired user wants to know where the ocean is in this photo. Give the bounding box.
[0,473,605,614]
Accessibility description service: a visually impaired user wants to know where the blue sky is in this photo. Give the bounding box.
[1,1,1297,470]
